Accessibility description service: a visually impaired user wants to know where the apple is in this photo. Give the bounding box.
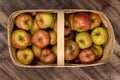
[17,48,34,64]
[30,20,40,34]
[15,13,33,30]
[64,20,71,36]
[79,49,95,64]
[52,45,57,56]
[50,13,57,28]
[68,13,75,30]
[49,30,57,45]
[40,48,56,64]
[35,12,53,29]
[91,44,103,60]
[11,30,31,49]
[73,57,81,64]
[32,30,50,48]
[91,27,108,45]
[76,32,92,49]
[65,32,75,40]
[32,45,42,59]
[73,13,91,32]
[65,40,80,61]
[53,21,57,33]
[90,13,102,29]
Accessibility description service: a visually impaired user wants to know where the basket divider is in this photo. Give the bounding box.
[57,11,64,66]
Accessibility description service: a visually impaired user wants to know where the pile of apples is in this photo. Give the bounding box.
[64,12,108,64]
[11,11,108,65]
[11,12,57,65]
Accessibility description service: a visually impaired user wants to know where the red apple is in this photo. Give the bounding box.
[73,13,91,32]
[68,13,75,30]
[32,30,50,48]
[79,49,95,64]
[11,30,31,49]
[90,13,102,29]
[65,40,80,61]
[49,30,57,45]
[64,20,71,36]
[17,48,34,65]
[65,32,75,40]
[35,12,53,29]
[40,48,56,64]
[15,13,33,30]
[53,21,57,33]
[73,57,81,64]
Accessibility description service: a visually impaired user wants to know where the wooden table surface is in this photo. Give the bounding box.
[0,0,120,80]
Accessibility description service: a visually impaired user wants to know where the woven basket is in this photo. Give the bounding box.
[8,10,115,68]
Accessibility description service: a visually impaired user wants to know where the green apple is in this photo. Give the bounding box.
[35,12,53,29]
[49,30,57,45]
[76,32,92,49]
[91,44,103,60]
[91,27,108,45]
[11,30,31,49]
[30,20,40,34]
[17,48,34,65]
[50,13,57,28]
[15,13,33,30]
[32,45,42,59]
[52,45,57,56]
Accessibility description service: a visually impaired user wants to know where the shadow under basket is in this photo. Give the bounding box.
[8,9,115,68]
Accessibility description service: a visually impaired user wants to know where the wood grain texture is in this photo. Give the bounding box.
[0,0,120,80]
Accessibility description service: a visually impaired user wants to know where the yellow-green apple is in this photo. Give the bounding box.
[32,45,41,59]
[91,44,103,60]
[15,13,33,30]
[68,13,75,30]
[49,30,57,45]
[65,40,80,61]
[35,12,53,29]
[73,13,91,32]
[30,20,40,34]
[76,32,92,49]
[50,13,57,28]
[64,20,71,36]
[91,27,108,45]
[32,30,50,48]
[52,45,57,56]
[40,48,56,64]
[53,21,57,33]
[90,13,102,29]
[79,49,95,64]
[11,30,31,49]
[17,48,34,65]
